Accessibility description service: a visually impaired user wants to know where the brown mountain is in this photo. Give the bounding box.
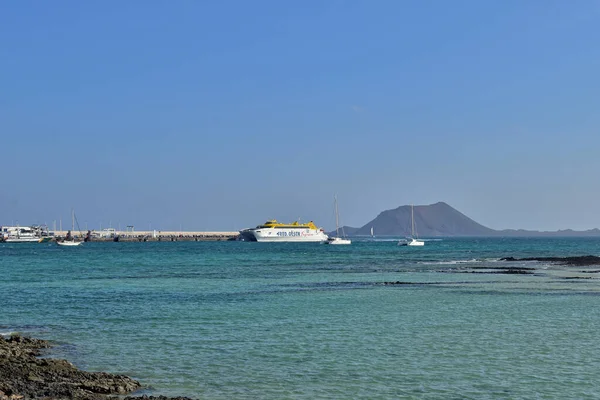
[352,202,495,236]
[334,202,600,237]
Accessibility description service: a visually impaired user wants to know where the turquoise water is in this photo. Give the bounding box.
[2,238,600,398]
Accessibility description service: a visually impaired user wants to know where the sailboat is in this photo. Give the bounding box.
[57,209,83,247]
[399,204,424,246]
[370,226,374,238]
[326,195,351,245]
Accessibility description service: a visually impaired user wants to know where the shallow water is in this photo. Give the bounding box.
[2,238,600,398]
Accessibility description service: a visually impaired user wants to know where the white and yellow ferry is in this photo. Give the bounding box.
[242,220,328,242]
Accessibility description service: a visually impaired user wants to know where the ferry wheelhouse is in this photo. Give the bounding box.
[242,220,328,242]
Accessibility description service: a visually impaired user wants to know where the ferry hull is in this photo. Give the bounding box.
[238,229,257,241]
[250,228,328,243]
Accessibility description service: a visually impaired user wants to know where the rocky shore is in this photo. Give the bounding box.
[0,335,193,400]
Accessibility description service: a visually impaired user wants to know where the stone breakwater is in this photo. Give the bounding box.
[90,233,238,242]
[0,335,194,400]
[53,231,240,243]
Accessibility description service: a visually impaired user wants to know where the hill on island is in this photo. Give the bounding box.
[333,202,600,237]
[350,202,495,237]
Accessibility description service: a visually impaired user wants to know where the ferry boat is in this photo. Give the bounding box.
[242,220,328,242]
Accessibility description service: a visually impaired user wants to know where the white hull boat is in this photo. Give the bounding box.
[3,237,42,243]
[57,240,82,247]
[399,204,424,247]
[1,225,48,243]
[327,237,351,245]
[57,209,83,247]
[326,195,351,245]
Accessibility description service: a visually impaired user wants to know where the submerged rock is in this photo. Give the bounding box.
[124,396,195,400]
[501,255,600,266]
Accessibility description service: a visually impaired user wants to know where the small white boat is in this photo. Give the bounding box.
[57,240,82,247]
[57,209,83,247]
[326,195,351,245]
[406,237,424,246]
[399,204,424,247]
[327,236,351,245]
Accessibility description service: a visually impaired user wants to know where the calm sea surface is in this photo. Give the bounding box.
[2,238,600,399]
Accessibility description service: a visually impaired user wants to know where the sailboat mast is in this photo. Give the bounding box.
[411,204,415,238]
[71,208,75,231]
[334,195,339,236]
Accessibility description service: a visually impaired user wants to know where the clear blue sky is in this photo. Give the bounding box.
[1,0,599,232]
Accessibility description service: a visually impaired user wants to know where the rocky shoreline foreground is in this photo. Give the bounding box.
[0,335,193,400]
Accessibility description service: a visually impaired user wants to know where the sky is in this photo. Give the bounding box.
[1,0,600,232]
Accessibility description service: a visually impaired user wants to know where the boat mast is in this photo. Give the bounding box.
[71,208,75,232]
[334,195,340,237]
[411,204,415,238]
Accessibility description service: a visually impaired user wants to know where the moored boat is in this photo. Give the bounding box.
[56,209,83,247]
[1,225,49,243]
[57,239,82,247]
[325,195,351,245]
[327,236,351,245]
[398,205,424,246]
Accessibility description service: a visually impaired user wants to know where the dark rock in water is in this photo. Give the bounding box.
[124,396,196,400]
[470,265,536,271]
[500,255,600,266]
[483,268,534,274]
[466,266,535,274]
[0,334,142,399]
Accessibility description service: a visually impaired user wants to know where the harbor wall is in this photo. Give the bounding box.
[53,231,239,242]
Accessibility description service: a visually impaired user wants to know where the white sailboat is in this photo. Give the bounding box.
[326,195,351,245]
[57,209,83,247]
[370,226,374,237]
[399,204,424,246]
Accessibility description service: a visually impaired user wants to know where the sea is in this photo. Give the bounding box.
[2,237,600,399]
